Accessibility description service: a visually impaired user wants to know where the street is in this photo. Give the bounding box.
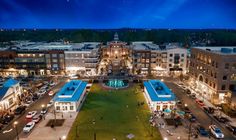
[165,81,235,140]
[0,81,65,140]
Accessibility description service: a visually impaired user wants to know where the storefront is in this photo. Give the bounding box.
[53,80,87,112]
[143,80,176,112]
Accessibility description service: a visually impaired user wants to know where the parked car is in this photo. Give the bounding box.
[32,94,39,101]
[49,82,56,86]
[209,125,224,139]
[196,125,209,136]
[186,89,191,95]
[23,121,35,133]
[48,91,54,96]
[213,115,230,123]
[47,100,54,107]
[1,114,14,124]
[41,107,48,114]
[26,111,37,119]
[195,99,205,106]
[39,89,46,95]
[191,94,196,99]
[24,99,33,107]
[0,123,3,130]
[225,123,236,135]
[14,106,26,115]
[32,114,42,123]
[203,107,215,114]
[189,114,197,122]
[183,106,191,114]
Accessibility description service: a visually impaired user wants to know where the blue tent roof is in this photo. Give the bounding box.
[53,80,87,102]
[3,78,19,87]
[0,78,19,100]
[144,80,176,102]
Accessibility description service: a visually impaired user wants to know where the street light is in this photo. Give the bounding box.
[184,104,188,107]
[62,135,66,140]
[164,137,168,140]
[41,104,45,108]
[92,119,96,140]
[13,121,19,140]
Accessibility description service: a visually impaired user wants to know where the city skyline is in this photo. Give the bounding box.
[0,0,236,29]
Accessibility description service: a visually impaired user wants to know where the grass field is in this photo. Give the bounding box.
[67,84,162,140]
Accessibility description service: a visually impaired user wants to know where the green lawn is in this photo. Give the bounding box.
[67,84,162,140]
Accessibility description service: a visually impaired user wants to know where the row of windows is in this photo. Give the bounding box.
[221,84,236,91]
[190,62,217,78]
[18,54,44,57]
[169,53,185,57]
[222,74,236,81]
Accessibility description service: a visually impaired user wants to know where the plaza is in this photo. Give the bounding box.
[67,83,162,140]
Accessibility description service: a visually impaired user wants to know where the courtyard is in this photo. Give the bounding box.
[67,83,162,140]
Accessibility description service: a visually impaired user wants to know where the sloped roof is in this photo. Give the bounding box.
[0,78,19,100]
[3,78,19,87]
[0,87,10,100]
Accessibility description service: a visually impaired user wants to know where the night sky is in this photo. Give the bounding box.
[0,0,236,29]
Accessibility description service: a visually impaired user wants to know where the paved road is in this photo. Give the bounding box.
[165,82,235,140]
[0,81,65,140]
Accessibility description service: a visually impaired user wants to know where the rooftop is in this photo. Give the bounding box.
[144,80,176,102]
[194,46,236,55]
[53,80,87,102]
[132,41,179,51]
[3,78,19,87]
[8,42,100,51]
[0,78,19,100]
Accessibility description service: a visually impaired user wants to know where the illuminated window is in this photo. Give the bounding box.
[231,74,236,81]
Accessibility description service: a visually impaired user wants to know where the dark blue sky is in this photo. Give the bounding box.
[0,0,236,29]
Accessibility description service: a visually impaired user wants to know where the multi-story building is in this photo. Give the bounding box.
[0,36,187,77]
[0,50,17,76]
[65,42,101,76]
[45,50,65,75]
[189,47,236,105]
[14,50,46,76]
[131,42,188,76]
[0,78,22,111]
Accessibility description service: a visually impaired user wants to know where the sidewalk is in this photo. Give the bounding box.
[19,110,78,140]
[180,80,236,125]
[153,112,209,140]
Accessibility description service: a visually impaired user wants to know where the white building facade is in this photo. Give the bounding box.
[0,79,22,111]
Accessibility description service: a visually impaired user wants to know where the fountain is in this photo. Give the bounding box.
[104,79,128,88]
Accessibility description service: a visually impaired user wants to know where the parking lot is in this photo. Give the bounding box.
[0,76,65,140]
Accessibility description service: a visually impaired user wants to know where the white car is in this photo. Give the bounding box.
[209,125,224,139]
[50,82,56,86]
[39,90,46,95]
[48,91,54,96]
[70,75,78,79]
[40,107,48,114]
[23,121,35,133]
[26,111,37,119]
[47,100,54,107]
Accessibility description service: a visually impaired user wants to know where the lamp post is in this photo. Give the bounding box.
[92,119,96,140]
[62,135,66,140]
[13,121,19,140]
[188,121,192,140]
[76,123,79,138]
